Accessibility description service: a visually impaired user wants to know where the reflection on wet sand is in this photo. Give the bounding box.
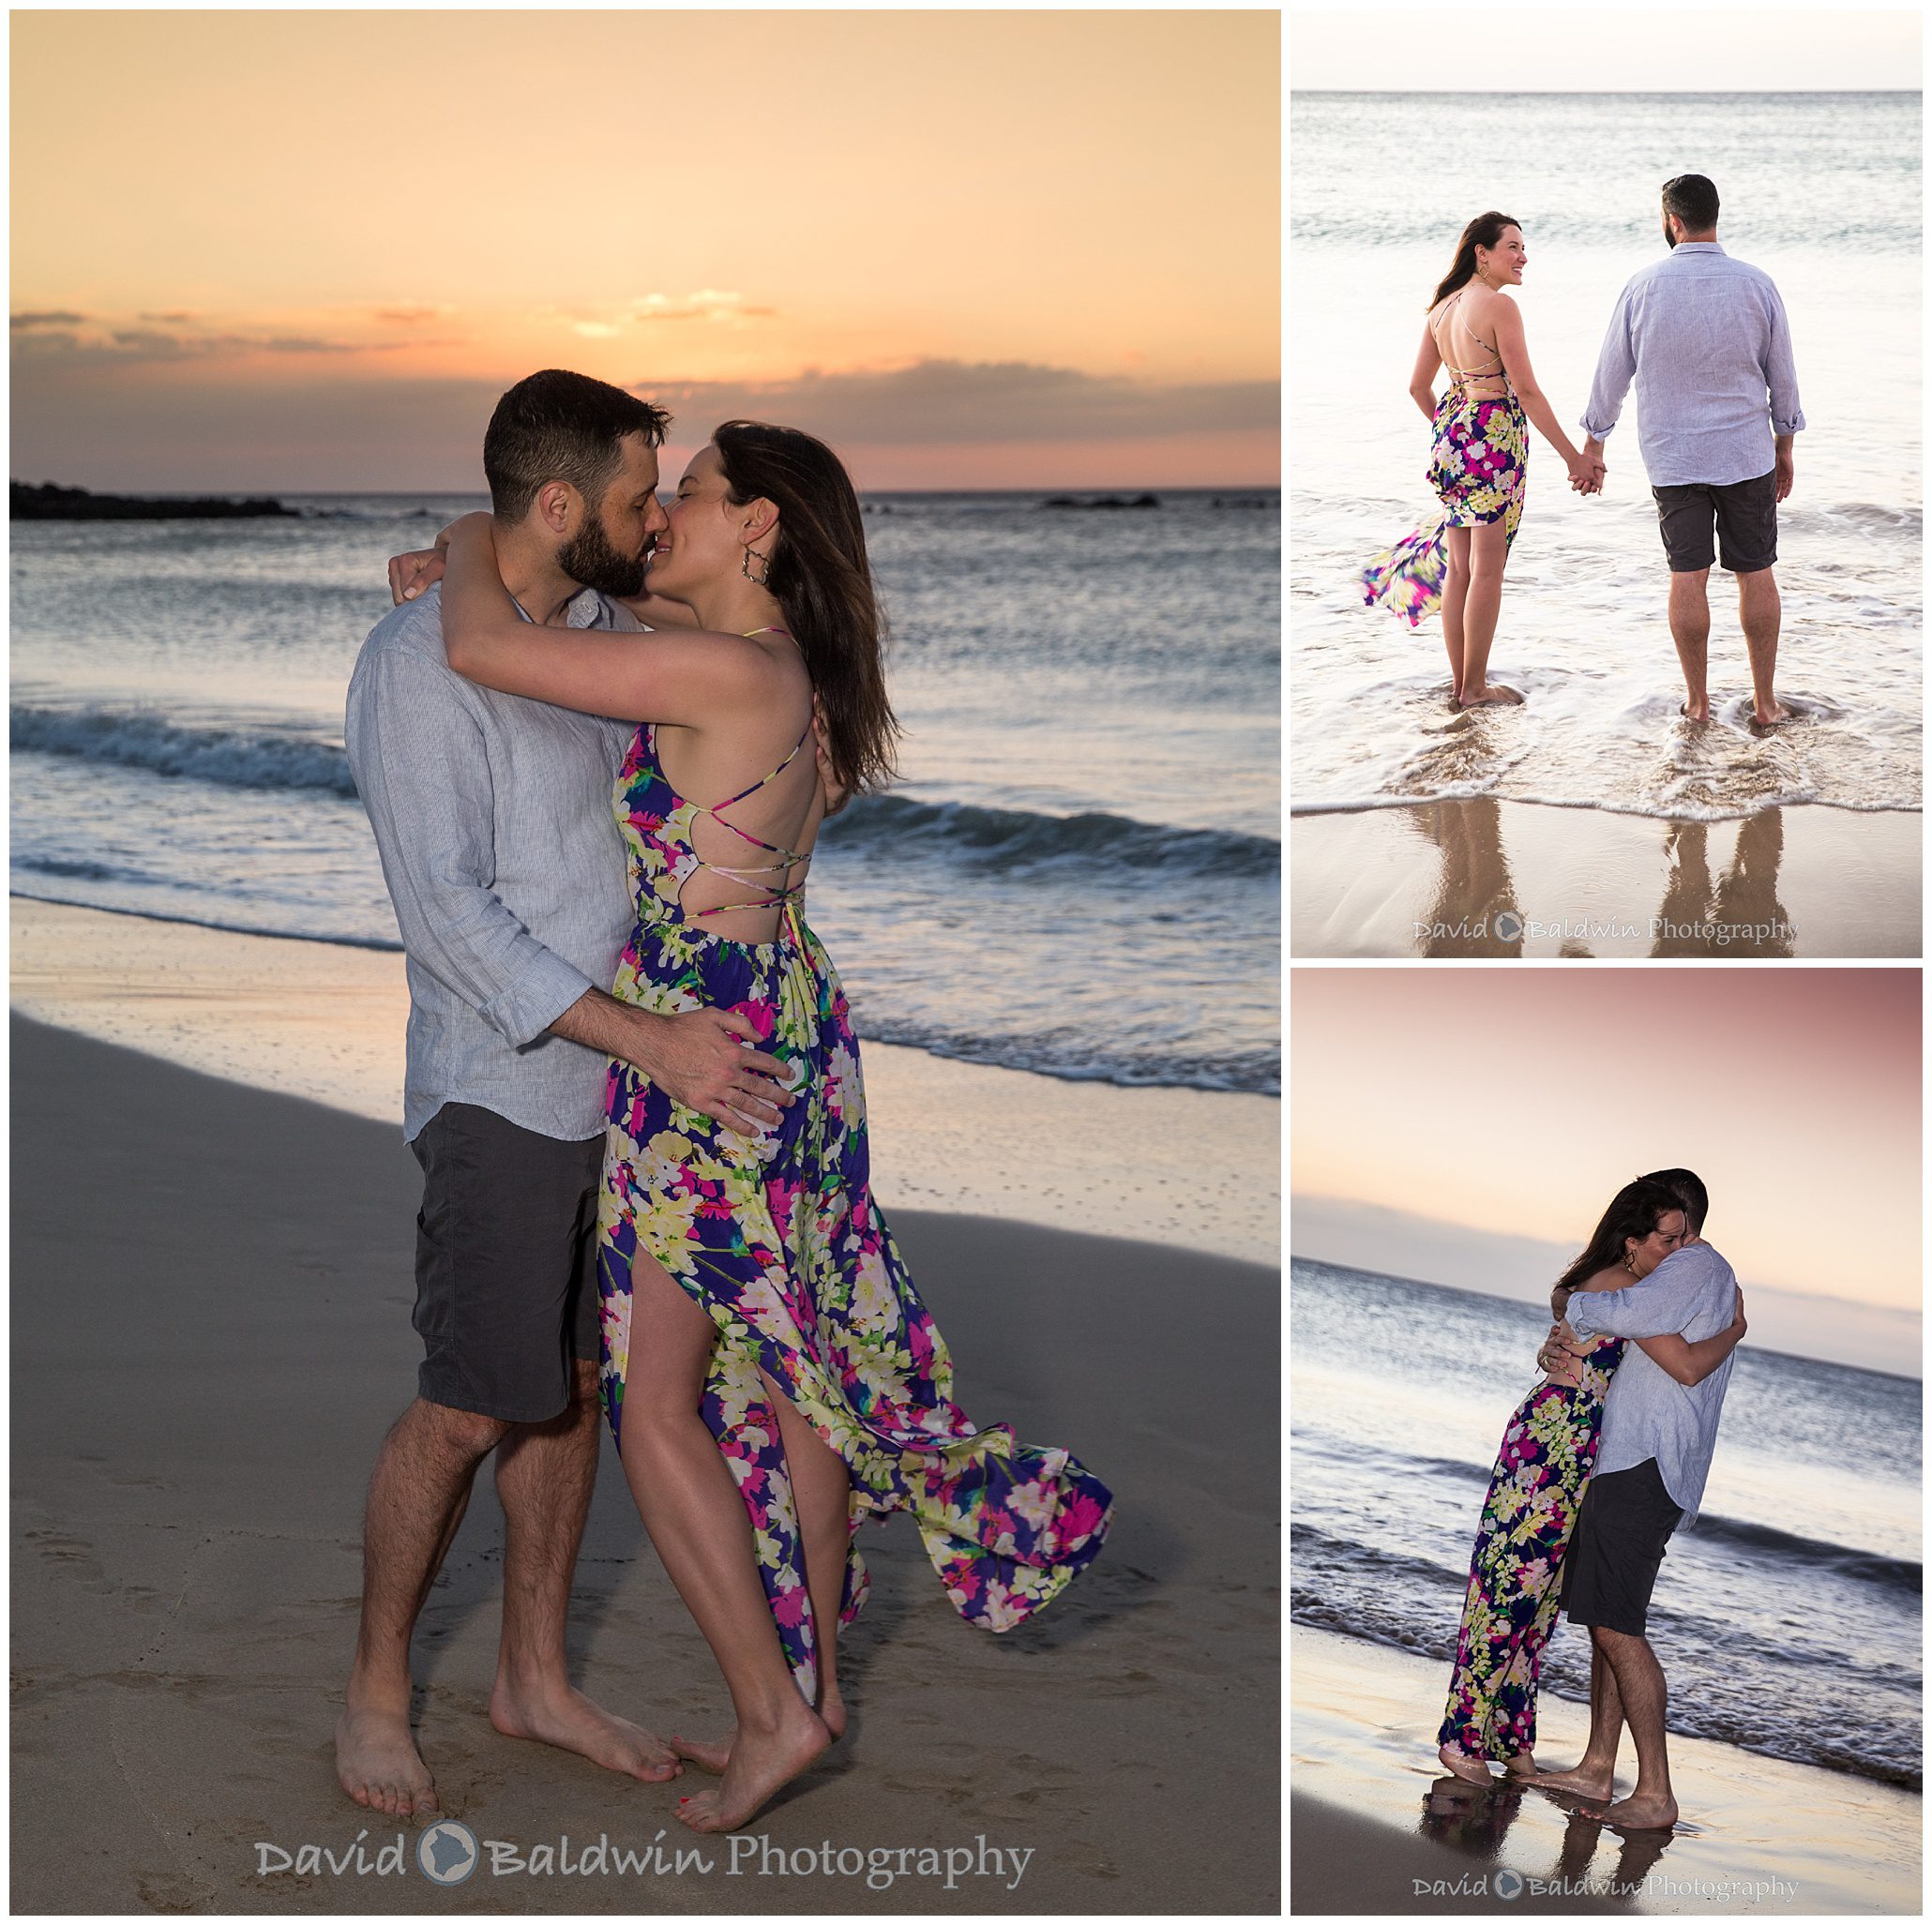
[1396,802,1799,957]
[1420,1774,1678,1906]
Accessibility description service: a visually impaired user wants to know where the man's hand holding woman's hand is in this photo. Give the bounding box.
[1537,1319,1588,1385]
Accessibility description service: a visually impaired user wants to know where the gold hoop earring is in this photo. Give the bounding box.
[742,543,770,587]
[1623,1250,1639,1274]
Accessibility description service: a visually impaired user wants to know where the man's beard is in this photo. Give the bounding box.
[1663,216,1677,249]
[558,510,648,598]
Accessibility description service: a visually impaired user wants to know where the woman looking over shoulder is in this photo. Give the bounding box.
[1364,212,1607,707]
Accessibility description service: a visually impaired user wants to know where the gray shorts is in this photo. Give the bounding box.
[409,1103,603,1423]
[1652,469,1778,575]
[1560,1458,1683,1637]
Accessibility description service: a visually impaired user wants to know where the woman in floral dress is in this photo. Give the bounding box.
[1435,1179,1746,1783]
[431,421,1112,1833]
[1363,211,1604,706]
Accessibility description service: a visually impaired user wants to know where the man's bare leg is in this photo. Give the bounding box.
[1535,1637,1623,1798]
[1578,1626,1678,1829]
[487,1357,681,1782]
[337,1398,507,1818]
[1668,567,1712,721]
[1457,519,1523,706]
[1738,566,1790,726]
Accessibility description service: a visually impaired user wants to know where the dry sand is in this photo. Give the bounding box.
[1289,1626,1919,1915]
[9,897,1278,1265]
[10,1015,1279,1914]
[1290,800,1921,957]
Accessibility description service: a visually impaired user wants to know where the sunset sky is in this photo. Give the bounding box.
[1291,969,1922,1369]
[10,10,1279,492]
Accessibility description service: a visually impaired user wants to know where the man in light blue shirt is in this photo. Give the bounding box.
[1581,175,1805,729]
[337,369,796,1821]
[1537,1168,1740,1832]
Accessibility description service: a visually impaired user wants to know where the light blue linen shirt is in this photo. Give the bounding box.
[1566,1240,1741,1526]
[1581,242,1806,489]
[344,582,640,1143]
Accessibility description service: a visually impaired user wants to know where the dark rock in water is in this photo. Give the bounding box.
[1041,492,1161,510]
[10,480,299,520]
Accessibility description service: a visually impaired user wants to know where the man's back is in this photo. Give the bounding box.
[344,583,639,1142]
[1571,1241,1740,1525]
[1586,242,1804,488]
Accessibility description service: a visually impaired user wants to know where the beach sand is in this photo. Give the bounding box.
[1289,801,1921,957]
[9,1000,1277,1914]
[1288,1626,1920,1915]
[9,897,1278,1266]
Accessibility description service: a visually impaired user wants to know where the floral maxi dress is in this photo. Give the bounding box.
[595,724,1114,1706]
[1437,1336,1623,1762]
[1363,294,1529,628]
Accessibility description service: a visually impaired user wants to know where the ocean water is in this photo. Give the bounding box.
[9,489,1281,1094]
[1291,1257,1923,1791]
[1290,91,1922,821]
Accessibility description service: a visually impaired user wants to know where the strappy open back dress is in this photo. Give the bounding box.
[1363,288,1530,627]
[594,688,1113,1704]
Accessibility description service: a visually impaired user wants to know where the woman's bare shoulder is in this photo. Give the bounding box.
[1571,1264,1628,1295]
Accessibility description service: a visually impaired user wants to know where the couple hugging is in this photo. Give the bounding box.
[1436,1168,1743,1833]
[335,369,1112,1834]
[1365,173,1805,725]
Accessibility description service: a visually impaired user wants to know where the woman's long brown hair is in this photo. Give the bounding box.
[714,420,901,799]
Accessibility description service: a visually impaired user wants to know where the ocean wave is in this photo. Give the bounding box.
[11,704,358,798]
[823,793,1279,880]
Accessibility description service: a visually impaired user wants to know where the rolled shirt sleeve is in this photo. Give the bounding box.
[1566,1249,1711,1342]
[1763,286,1806,436]
[1580,282,1638,442]
[346,648,593,1048]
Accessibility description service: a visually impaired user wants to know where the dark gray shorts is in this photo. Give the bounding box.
[1652,469,1778,575]
[1561,1457,1683,1637]
[409,1103,603,1423]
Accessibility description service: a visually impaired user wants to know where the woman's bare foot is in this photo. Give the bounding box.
[1580,1790,1678,1830]
[1533,1761,1615,1800]
[336,1700,438,1819]
[1457,684,1524,708]
[671,1689,846,1779]
[488,1676,682,1782]
[1437,1742,1493,1784]
[1502,1752,1538,1780]
[675,1701,831,1833]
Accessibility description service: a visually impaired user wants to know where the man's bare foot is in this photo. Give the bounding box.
[1679,700,1711,723]
[1750,700,1793,729]
[1437,1742,1493,1784]
[336,1699,438,1819]
[1533,1762,1616,1800]
[1580,1789,1679,1830]
[674,1701,831,1833]
[489,1677,681,1783]
[1458,684,1524,708]
[672,1690,847,1779]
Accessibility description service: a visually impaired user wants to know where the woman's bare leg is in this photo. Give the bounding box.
[672,1370,854,1774]
[616,1249,829,1832]
[1441,526,1472,699]
[1458,519,1522,706]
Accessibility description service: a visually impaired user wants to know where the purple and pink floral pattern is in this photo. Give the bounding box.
[1363,392,1529,628]
[1436,1334,1623,1763]
[596,726,1113,1704]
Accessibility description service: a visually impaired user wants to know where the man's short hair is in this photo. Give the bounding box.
[1642,1166,1709,1234]
[1662,173,1720,233]
[483,369,672,522]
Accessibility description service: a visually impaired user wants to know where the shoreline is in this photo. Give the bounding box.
[11,1014,1280,1914]
[9,895,1278,1267]
[1288,1624,1920,1915]
[1290,798,1921,957]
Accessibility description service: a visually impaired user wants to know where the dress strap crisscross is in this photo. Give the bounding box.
[1438,290,1508,392]
[681,626,815,921]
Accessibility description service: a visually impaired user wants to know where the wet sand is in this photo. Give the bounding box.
[9,1007,1277,1914]
[1288,1626,1919,1915]
[1289,800,1921,957]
